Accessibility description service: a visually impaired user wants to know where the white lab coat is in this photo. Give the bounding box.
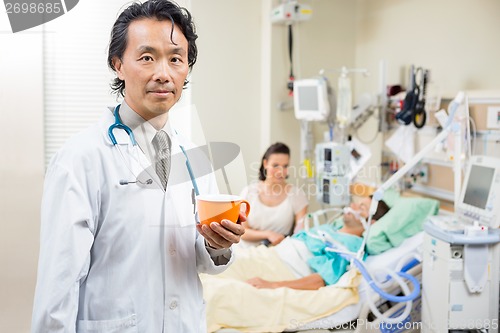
[32,110,233,332]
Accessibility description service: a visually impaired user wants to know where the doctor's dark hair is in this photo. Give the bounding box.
[258,142,290,181]
[107,0,198,97]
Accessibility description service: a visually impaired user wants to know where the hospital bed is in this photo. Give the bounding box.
[288,231,425,332]
[286,193,443,333]
[210,231,426,333]
[207,194,440,333]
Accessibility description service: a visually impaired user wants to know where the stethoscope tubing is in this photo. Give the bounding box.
[108,104,199,195]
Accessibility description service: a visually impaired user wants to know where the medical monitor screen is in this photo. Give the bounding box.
[325,148,332,162]
[462,165,494,209]
[297,86,319,111]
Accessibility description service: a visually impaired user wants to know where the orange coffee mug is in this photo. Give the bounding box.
[196,194,251,226]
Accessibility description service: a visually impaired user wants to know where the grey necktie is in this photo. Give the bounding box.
[152,130,171,190]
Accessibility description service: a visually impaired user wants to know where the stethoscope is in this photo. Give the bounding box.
[108,105,200,200]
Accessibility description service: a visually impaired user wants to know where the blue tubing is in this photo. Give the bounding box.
[400,258,420,273]
[344,254,420,303]
[381,257,420,282]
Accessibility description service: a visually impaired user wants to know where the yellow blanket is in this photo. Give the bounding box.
[201,245,361,333]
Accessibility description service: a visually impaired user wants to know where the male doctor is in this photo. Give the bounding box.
[31,1,245,332]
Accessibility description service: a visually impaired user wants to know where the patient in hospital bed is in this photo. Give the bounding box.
[244,196,390,290]
[201,193,440,333]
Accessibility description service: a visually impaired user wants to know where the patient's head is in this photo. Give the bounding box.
[343,197,390,233]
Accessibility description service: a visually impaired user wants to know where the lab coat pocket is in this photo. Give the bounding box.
[77,314,138,333]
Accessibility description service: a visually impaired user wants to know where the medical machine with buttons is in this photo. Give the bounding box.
[315,142,350,207]
[315,139,371,207]
[422,155,500,333]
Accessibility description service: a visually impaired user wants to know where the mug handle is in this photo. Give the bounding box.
[240,200,251,218]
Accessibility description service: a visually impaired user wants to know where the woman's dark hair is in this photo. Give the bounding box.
[107,0,198,97]
[258,142,290,181]
[369,197,391,221]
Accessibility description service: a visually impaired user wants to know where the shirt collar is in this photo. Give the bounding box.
[118,101,175,160]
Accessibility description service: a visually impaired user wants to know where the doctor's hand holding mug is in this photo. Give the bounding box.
[196,194,251,249]
[31,1,245,332]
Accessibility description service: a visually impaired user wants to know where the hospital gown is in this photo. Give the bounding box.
[293,225,364,285]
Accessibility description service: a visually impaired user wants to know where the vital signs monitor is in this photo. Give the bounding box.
[455,155,500,228]
[293,77,332,121]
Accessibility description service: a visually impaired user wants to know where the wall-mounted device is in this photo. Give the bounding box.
[271,0,312,25]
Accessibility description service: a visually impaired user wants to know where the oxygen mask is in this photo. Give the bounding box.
[343,206,368,229]
[343,206,361,219]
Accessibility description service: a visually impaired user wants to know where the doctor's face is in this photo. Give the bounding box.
[113,18,189,120]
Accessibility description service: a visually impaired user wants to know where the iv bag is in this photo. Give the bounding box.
[336,75,352,128]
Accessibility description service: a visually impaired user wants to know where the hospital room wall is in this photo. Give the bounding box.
[0,29,44,331]
[352,0,500,197]
[190,1,265,194]
[345,0,500,190]
[353,0,500,98]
